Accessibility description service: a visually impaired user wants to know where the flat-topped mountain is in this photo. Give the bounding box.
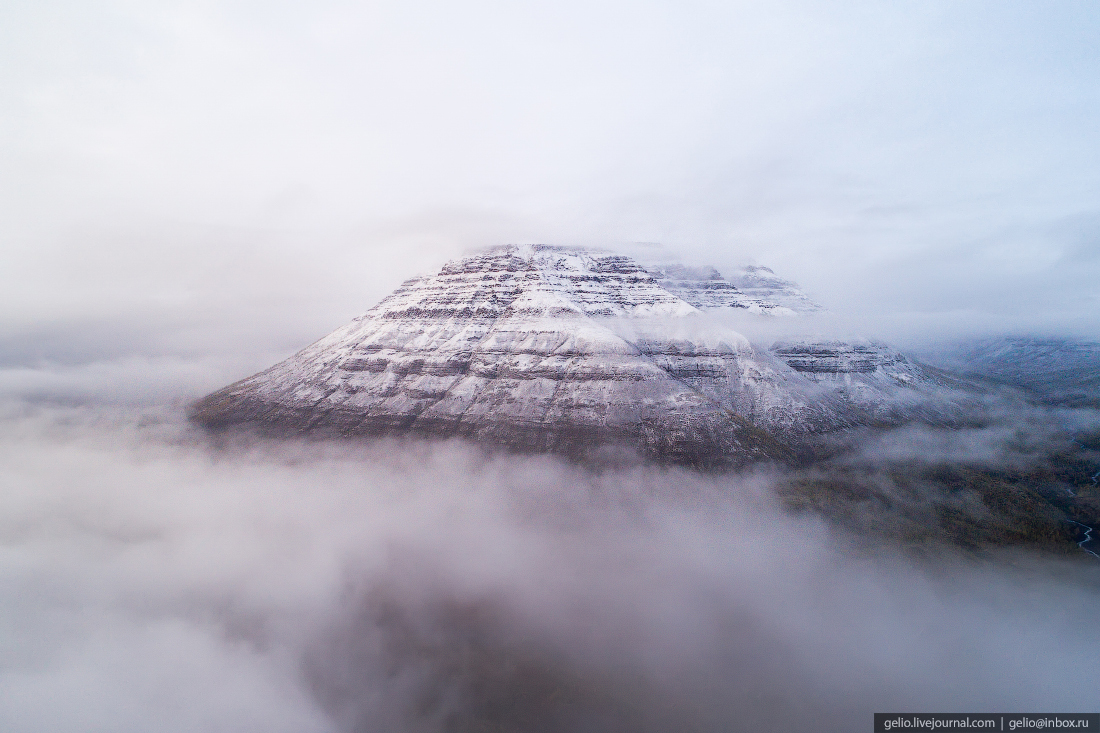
[190,245,949,464]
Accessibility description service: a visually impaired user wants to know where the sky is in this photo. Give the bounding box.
[2,0,1100,382]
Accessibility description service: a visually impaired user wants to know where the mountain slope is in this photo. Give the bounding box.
[191,245,950,463]
[646,263,822,315]
[948,337,1100,407]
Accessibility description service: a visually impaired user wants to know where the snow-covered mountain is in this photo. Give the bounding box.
[647,263,822,315]
[190,245,951,464]
[769,338,970,425]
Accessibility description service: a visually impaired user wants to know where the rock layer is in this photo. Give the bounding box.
[648,264,822,315]
[191,245,942,464]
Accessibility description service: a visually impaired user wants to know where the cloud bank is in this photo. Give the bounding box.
[0,398,1097,732]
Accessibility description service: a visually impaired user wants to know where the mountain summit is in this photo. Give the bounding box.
[190,245,937,464]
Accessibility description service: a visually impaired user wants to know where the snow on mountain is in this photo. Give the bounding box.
[768,338,971,423]
[772,339,920,383]
[190,245,945,464]
[647,263,823,315]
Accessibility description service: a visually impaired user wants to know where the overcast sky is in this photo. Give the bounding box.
[3,0,1100,365]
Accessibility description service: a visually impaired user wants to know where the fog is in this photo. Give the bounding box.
[1,341,1098,731]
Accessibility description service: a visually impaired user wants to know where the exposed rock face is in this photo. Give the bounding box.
[770,339,962,423]
[191,245,942,464]
[649,264,822,315]
[772,340,917,380]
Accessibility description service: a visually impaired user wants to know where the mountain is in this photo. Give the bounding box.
[647,263,822,315]
[946,337,1100,408]
[771,338,976,426]
[190,245,950,465]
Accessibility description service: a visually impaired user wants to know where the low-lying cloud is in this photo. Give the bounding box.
[1,394,1097,732]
